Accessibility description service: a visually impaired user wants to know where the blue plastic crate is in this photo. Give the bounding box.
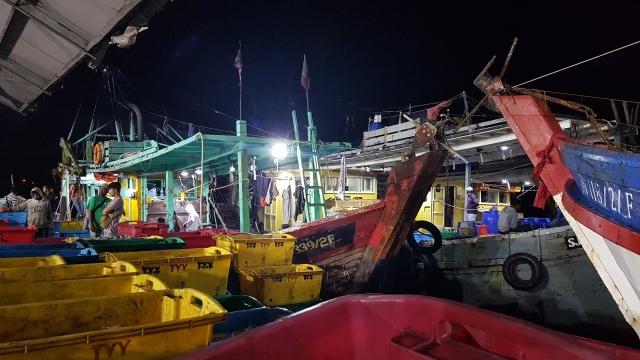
[0,247,97,258]
[0,242,87,252]
[0,212,28,226]
[59,230,91,239]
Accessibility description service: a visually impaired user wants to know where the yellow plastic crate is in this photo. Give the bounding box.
[0,261,138,284]
[238,264,324,306]
[0,288,227,360]
[60,220,84,231]
[0,274,166,306]
[101,246,233,296]
[215,234,296,268]
[0,255,65,268]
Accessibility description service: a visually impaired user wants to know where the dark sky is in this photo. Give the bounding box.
[1,0,639,192]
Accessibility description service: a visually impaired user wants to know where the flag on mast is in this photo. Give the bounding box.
[301,54,310,91]
[234,46,242,80]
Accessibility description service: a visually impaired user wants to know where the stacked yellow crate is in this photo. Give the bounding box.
[0,257,227,359]
[101,246,234,297]
[215,234,324,307]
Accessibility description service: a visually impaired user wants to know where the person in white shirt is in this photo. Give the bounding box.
[182,203,201,232]
[497,198,531,234]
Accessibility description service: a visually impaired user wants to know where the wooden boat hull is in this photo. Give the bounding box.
[488,93,640,336]
[436,226,639,347]
[283,150,448,298]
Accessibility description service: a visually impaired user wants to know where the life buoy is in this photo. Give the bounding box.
[502,252,544,291]
[406,220,443,255]
[93,142,104,165]
[93,172,122,183]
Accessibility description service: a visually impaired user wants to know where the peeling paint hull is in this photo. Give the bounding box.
[281,150,449,298]
[437,225,638,345]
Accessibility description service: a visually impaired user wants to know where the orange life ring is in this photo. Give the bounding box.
[93,142,104,165]
[94,172,122,183]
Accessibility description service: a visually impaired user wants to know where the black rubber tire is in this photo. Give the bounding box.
[407,221,443,255]
[502,253,543,291]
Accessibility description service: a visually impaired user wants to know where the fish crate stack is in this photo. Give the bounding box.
[0,255,227,359]
[215,234,324,307]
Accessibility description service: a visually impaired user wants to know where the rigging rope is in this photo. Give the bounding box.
[515,39,640,87]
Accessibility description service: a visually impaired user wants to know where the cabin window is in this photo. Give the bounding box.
[362,178,374,192]
[347,177,361,192]
[486,190,498,204]
[499,192,510,204]
[324,176,376,193]
[325,177,339,192]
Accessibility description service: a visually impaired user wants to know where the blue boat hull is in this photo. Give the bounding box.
[562,142,640,232]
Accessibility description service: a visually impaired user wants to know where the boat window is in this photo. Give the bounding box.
[487,190,498,204]
[325,177,339,192]
[347,177,361,192]
[362,178,374,192]
[499,192,510,204]
[480,191,489,202]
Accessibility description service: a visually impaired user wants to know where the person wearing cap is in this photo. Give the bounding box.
[0,187,53,238]
[465,187,479,222]
[87,183,111,238]
[101,182,124,237]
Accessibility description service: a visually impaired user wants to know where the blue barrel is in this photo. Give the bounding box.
[482,210,500,235]
[539,218,553,228]
[0,212,28,226]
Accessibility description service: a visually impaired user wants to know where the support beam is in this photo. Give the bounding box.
[140,176,147,221]
[165,171,174,231]
[0,0,96,58]
[236,120,250,233]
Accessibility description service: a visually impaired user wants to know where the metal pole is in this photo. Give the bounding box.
[166,171,174,231]
[292,110,309,221]
[236,120,250,233]
[140,176,148,221]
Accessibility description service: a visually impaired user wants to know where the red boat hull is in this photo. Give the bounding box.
[283,150,448,297]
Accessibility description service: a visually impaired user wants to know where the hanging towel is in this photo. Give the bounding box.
[265,179,279,206]
[294,185,306,220]
[282,184,293,225]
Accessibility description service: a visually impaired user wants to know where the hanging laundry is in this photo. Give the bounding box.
[265,179,279,206]
[252,176,271,208]
[338,155,347,200]
[294,185,306,220]
[281,184,293,227]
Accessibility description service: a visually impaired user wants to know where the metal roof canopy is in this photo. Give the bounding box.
[0,0,158,113]
[86,133,351,175]
[319,115,616,170]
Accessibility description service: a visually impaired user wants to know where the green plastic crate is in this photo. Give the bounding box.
[213,294,264,312]
[76,237,186,253]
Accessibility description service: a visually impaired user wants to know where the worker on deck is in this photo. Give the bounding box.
[0,187,23,208]
[498,198,531,234]
[87,184,111,238]
[0,187,53,238]
[42,184,59,214]
[101,182,124,237]
[183,203,201,231]
[465,187,479,222]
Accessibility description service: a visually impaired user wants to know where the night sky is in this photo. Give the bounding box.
[1,0,639,194]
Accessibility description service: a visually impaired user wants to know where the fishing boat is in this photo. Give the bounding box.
[435,225,639,346]
[460,40,640,337]
[279,125,448,298]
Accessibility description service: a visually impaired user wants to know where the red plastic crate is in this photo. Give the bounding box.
[117,221,169,236]
[165,229,243,248]
[0,220,8,228]
[177,295,640,360]
[0,226,38,244]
